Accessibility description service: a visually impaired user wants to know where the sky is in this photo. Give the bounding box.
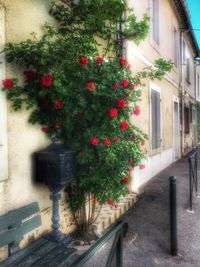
[186,0,200,48]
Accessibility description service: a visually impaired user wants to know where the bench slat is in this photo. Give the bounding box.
[0,238,59,267]
[0,215,41,247]
[0,202,40,231]
[34,247,75,267]
[28,243,70,266]
[11,239,58,267]
[0,238,48,267]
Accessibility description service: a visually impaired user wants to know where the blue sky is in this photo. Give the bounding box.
[186,0,200,48]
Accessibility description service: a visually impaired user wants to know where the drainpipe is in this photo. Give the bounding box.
[194,60,200,147]
[179,29,184,156]
[179,28,192,155]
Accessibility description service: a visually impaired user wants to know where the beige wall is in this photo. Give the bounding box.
[127,0,180,85]
[127,0,180,157]
[182,33,197,151]
[0,0,75,261]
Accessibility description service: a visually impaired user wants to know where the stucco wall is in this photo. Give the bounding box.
[127,0,181,190]
[0,0,75,262]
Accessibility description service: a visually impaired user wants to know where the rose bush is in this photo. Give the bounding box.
[2,55,149,208]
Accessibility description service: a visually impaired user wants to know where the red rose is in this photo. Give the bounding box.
[129,159,134,164]
[103,139,111,147]
[113,83,119,89]
[86,82,96,92]
[2,79,14,89]
[127,64,131,70]
[133,108,141,116]
[40,75,53,88]
[130,83,135,90]
[80,57,89,65]
[129,167,134,172]
[108,108,118,118]
[54,123,61,129]
[114,137,120,142]
[96,57,103,64]
[121,79,129,88]
[41,127,49,133]
[120,58,127,67]
[116,99,127,109]
[139,164,145,170]
[107,199,115,206]
[120,121,129,131]
[122,177,129,184]
[90,137,99,145]
[115,204,120,209]
[24,70,36,81]
[54,100,64,110]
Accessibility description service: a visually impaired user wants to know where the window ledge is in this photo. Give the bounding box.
[150,147,162,156]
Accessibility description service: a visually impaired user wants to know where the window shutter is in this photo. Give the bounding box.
[152,0,159,44]
[186,58,190,81]
[151,89,161,149]
[151,90,157,149]
[156,91,161,148]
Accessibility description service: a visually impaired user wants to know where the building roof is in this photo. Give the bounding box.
[172,0,199,57]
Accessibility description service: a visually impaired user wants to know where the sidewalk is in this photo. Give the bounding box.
[123,155,200,267]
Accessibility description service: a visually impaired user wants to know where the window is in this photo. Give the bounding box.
[152,0,159,45]
[197,74,200,99]
[151,89,161,149]
[190,104,193,123]
[182,40,186,63]
[173,27,178,67]
[186,57,190,82]
[184,107,190,134]
[190,104,195,123]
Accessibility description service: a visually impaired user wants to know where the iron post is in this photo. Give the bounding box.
[169,176,177,256]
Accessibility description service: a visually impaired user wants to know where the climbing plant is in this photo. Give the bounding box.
[2,0,172,232]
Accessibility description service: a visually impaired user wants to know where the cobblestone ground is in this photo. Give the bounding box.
[78,154,200,267]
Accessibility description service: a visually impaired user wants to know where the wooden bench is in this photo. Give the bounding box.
[0,202,77,267]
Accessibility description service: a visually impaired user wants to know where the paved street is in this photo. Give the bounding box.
[123,154,200,267]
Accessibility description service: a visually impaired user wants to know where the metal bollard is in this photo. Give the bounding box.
[169,176,177,256]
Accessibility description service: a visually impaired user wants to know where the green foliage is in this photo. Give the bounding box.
[2,0,173,217]
[123,14,149,44]
[50,0,149,54]
[136,58,173,81]
[197,102,200,142]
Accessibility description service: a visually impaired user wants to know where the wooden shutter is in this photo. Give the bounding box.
[151,89,161,149]
[186,58,190,82]
[152,0,159,44]
[151,90,157,149]
[156,91,161,148]
[184,107,189,134]
[173,28,178,67]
